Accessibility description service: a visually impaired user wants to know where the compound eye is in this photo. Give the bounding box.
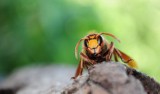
[84,39,88,47]
[98,36,103,45]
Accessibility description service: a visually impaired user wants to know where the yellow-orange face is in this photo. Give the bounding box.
[75,32,120,59]
[84,34,103,56]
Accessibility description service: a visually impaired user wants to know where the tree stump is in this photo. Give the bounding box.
[63,62,160,94]
[0,62,160,94]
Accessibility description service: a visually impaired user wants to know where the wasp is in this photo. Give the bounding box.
[72,32,137,79]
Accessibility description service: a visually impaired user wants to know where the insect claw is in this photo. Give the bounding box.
[71,77,76,79]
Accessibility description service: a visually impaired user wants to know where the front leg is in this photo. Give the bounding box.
[72,53,96,79]
[72,59,84,79]
[106,42,115,61]
[80,52,96,65]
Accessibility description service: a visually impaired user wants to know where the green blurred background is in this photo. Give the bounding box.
[0,0,160,82]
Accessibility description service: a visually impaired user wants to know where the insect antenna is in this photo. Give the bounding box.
[75,38,86,59]
[98,32,121,43]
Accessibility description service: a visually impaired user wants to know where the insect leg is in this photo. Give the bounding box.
[72,59,84,79]
[113,51,118,62]
[114,48,137,68]
[114,48,130,63]
[80,52,96,64]
[106,42,115,61]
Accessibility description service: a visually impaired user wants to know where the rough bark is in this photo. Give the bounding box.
[63,62,147,94]
[0,62,160,94]
[126,66,160,94]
